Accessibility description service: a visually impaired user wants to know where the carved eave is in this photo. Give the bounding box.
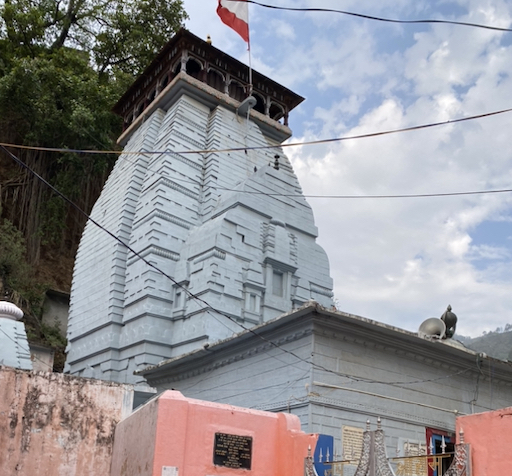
[137,302,512,387]
[311,309,512,386]
[117,72,294,147]
[113,28,304,142]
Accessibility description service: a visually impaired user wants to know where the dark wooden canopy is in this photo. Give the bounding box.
[113,28,304,129]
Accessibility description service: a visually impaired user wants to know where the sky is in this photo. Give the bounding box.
[181,0,512,337]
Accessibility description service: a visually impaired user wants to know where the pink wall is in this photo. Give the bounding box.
[111,390,317,476]
[0,366,133,476]
[456,406,512,475]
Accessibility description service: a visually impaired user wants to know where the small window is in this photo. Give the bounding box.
[253,93,265,115]
[269,102,285,122]
[228,81,246,102]
[207,69,225,92]
[249,294,257,312]
[174,291,182,308]
[245,292,260,314]
[134,102,144,118]
[160,74,169,90]
[185,58,202,79]
[272,271,284,297]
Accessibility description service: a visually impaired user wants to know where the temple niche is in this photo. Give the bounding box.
[65,29,333,385]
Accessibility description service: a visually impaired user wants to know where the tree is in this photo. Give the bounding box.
[0,0,187,360]
[0,0,187,263]
[0,0,188,75]
[0,48,123,263]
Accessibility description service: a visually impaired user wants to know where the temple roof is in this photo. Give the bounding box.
[113,28,304,126]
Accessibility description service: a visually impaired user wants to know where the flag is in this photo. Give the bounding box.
[217,0,249,43]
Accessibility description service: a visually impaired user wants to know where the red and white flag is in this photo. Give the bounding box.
[217,0,249,43]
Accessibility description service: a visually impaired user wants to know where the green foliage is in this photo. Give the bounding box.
[0,49,122,247]
[0,0,188,371]
[464,329,512,361]
[0,218,27,285]
[1,217,67,371]
[0,218,45,312]
[0,48,122,148]
[0,0,188,76]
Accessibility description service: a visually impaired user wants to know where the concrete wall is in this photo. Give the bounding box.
[0,366,133,476]
[111,390,317,476]
[145,308,512,466]
[456,406,512,475]
[42,290,69,333]
[146,323,314,423]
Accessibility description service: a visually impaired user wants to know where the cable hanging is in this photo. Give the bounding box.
[2,106,512,157]
[241,0,512,33]
[0,145,493,393]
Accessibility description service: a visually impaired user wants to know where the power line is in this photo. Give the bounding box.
[0,144,334,381]
[5,141,512,200]
[112,152,512,199]
[293,188,512,200]
[0,147,498,392]
[243,0,512,33]
[2,106,512,157]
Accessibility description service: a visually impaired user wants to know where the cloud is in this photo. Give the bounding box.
[181,0,512,336]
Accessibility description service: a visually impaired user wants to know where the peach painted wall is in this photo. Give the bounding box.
[0,366,133,476]
[456,406,512,475]
[111,390,317,476]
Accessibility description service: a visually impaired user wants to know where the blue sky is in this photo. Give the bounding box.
[182,0,512,337]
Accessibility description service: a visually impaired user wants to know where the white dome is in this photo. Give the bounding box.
[0,301,24,320]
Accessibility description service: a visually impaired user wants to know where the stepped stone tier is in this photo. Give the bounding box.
[65,29,333,385]
[0,301,32,370]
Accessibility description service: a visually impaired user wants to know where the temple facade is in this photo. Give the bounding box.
[65,29,333,385]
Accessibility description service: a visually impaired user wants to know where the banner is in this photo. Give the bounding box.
[217,0,249,43]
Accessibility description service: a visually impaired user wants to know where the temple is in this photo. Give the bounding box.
[65,29,333,385]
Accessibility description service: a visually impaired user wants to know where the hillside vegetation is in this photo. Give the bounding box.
[0,0,187,369]
[460,327,512,361]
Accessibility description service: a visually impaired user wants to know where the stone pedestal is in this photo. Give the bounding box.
[0,301,32,370]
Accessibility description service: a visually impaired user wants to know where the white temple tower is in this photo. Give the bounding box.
[65,29,333,384]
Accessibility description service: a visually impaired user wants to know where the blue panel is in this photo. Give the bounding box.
[314,434,335,476]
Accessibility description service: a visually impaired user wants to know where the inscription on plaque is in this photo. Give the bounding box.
[213,433,253,469]
[342,426,364,462]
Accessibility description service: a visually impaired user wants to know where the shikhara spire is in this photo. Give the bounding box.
[65,29,333,385]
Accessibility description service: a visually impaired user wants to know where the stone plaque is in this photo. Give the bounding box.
[161,467,178,476]
[213,433,253,469]
[341,426,364,462]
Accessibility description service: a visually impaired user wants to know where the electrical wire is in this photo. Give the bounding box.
[0,325,58,369]
[187,368,311,405]
[51,144,512,200]
[0,144,325,382]
[4,105,512,201]
[2,105,512,157]
[0,145,501,394]
[311,362,472,387]
[313,381,466,415]
[242,0,512,33]
[216,188,512,199]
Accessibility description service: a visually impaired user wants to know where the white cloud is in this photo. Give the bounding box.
[267,19,296,41]
[181,0,512,336]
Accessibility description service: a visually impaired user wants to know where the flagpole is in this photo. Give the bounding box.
[247,0,253,95]
[217,0,252,93]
